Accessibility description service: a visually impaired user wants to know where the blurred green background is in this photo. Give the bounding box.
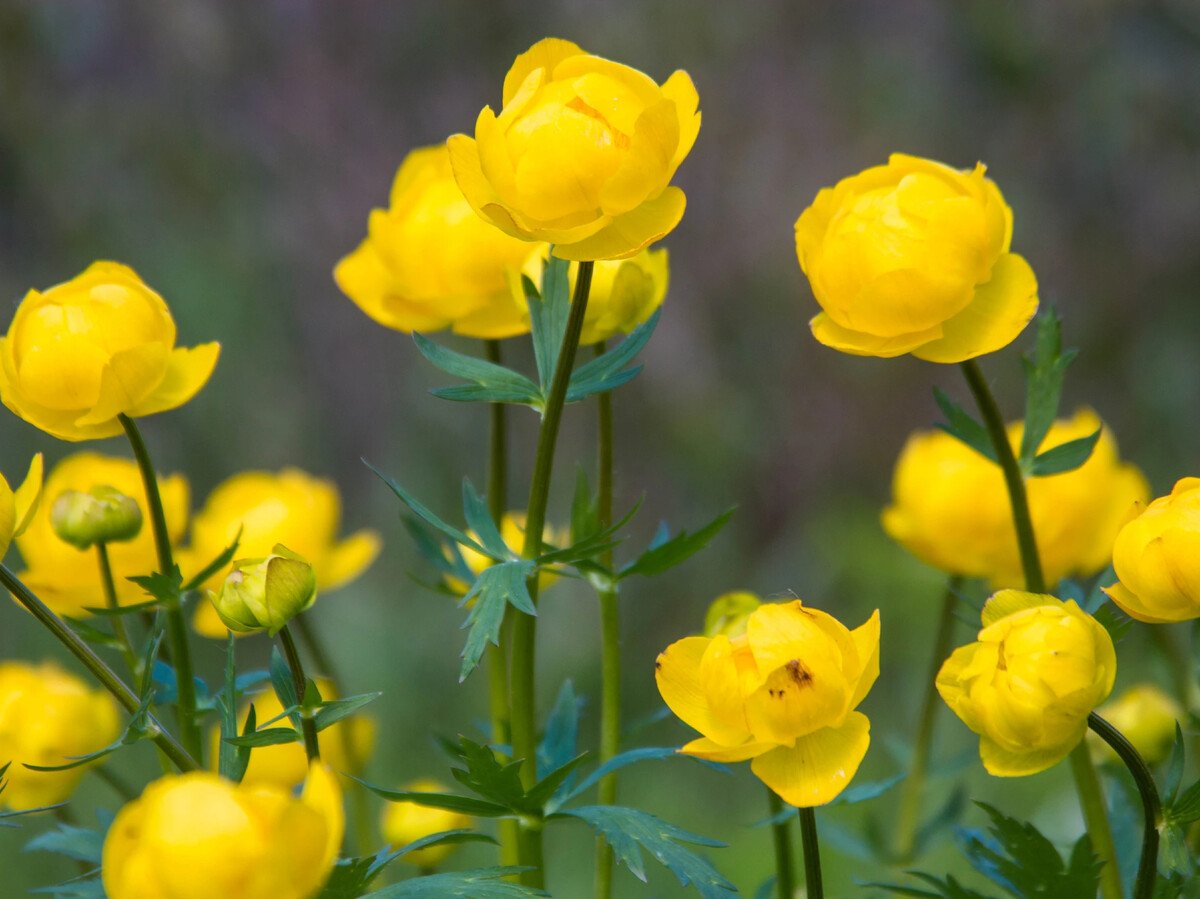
[1,1,1199,894]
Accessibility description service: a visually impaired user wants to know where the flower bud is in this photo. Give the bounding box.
[380,777,472,868]
[50,485,143,550]
[702,591,761,638]
[208,544,317,636]
[937,591,1116,776]
[1089,683,1182,766]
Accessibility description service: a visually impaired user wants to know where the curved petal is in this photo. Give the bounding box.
[1102,581,1178,624]
[126,343,221,419]
[910,253,1038,364]
[319,530,382,591]
[810,312,942,358]
[660,70,700,171]
[333,240,452,334]
[502,38,584,107]
[655,635,749,745]
[554,187,685,261]
[750,712,871,807]
[979,727,1082,777]
[193,600,250,639]
[980,589,1057,627]
[74,343,170,426]
[847,609,881,710]
[599,99,678,217]
[12,453,43,538]
[680,736,773,762]
[447,134,503,220]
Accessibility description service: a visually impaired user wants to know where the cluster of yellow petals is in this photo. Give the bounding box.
[656,598,880,807]
[380,777,473,868]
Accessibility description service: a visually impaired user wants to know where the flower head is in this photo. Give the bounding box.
[102,764,343,899]
[448,38,700,261]
[795,154,1038,362]
[207,545,317,636]
[656,597,880,807]
[380,777,473,868]
[1089,683,1182,766]
[50,485,142,550]
[937,591,1116,776]
[0,262,219,440]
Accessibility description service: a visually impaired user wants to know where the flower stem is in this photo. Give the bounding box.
[1089,712,1162,899]
[510,259,595,888]
[959,360,1122,899]
[767,789,796,899]
[118,413,202,764]
[893,575,962,862]
[799,806,824,899]
[594,339,620,899]
[0,562,198,772]
[279,624,320,763]
[97,542,140,676]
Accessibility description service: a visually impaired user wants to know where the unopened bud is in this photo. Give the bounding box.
[207,544,317,636]
[50,485,143,550]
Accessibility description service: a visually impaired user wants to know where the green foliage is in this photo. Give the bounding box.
[459,560,536,682]
[0,763,65,827]
[313,692,382,732]
[1026,429,1101,476]
[319,831,499,898]
[414,332,543,408]
[933,388,996,463]
[127,565,184,607]
[565,310,660,402]
[25,822,105,864]
[618,509,734,580]
[365,866,548,897]
[181,530,242,592]
[527,255,571,391]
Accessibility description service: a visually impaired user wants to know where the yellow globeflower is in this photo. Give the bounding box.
[795,154,1038,362]
[207,546,316,636]
[15,453,188,617]
[656,598,880,807]
[335,144,536,339]
[1105,478,1200,623]
[445,512,565,595]
[0,262,219,441]
[102,764,343,899]
[937,591,1116,776]
[209,679,375,790]
[516,246,668,345]
[0,660,120,810]
[448,38,700,261]
[188,469,381,638]
[380,777,472,868]
[883,409,1148,588]
[0,454,42,559]
[1089,683,1182,766]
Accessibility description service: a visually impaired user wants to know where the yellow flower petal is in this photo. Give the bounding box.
[810,312,942,358]
[127,343,221,418]
[680,736,773,762]
[320,529,382,591]
[501,37,584,107]
[660,70,700,171]
[553,186,686,261]
[979,728,1083,777]
[75,343,170,426]
[846,610,881,710]
[980,589,1058,627]
[12,453,43,538]
[599,99,678,217]
[1102,581,1174,624]
[750,712,870,807]
[655,635,750,746]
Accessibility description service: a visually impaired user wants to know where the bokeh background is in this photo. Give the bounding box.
[2,1,1199,894]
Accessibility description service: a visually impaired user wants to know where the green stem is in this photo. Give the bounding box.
[1089,713,1162,899]
[510,259,595,889]
[767,789,796,899]
[893,575,963,862]
[118,413,201,763]
[960,361,1121,899]
[96,543,140,676]
[0,562,198,772]
[799,806,823,899]
[279,624,320,763]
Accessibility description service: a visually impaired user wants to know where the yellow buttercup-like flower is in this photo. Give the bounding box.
[0,455,42,559]
[0,262,219,441]
[335,145,536,339]
[1105,478,1200,623]
[445,512,565,595]
[883,409,1148,588]
[448,38,700,262]
[937,591,1116,777]
[795,154,1038,362]
[102,764,343,899]
[187,469,380,638]
[15,453,188,617]
[656,597,880,807]
[516,246,668,345]
[380,777,473,868]
[0,660,120,810]
[1089,683,1182,766]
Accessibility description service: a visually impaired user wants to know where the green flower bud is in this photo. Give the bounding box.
[50,485,143,550]
[703,591,762,638]
[207,544,317,636]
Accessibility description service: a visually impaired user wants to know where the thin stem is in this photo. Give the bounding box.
[96,543,140,676]
[0,563,198,772]
[767,789,796,899]
[118,413,201,763]
[799,806,823,899]
[1089,712,1162,899]
[510,259,595,889]
[279,624,320,763]
[893,575,963,862]
[959,361,1121,899]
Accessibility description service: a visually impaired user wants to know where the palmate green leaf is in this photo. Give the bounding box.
[537,497,641,568]
[556,805,735,898]
[413,332,542,408]
[933,387,996,462]
[25,822,104,864]
[459,560,536,682]
[461,478,512,560]
[319,831,499,898]
[366,866,547,897]
[527,255,571,391]
[448,736,527,812]
[566,309,661,402]
[350,775,510,817]
[538,680,582,779]
[862,871,993,898]
[619,508,734,579]
[1019,309,1078,467]
[0,764,65,826]
[127,565,184,605]
[365,461,495,560]
[1028,429,1101,476]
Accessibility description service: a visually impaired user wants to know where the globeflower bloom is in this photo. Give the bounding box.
[101,764,343,899]
[15,453,188,617]
[0,455,42,559]
[207,546,317,636]
[334,144,536,338]
[380,777,473,868]
[1105,478,1200,623]
[448,38,700,261]
[0,262,219,441]
[795,154,1038,362]
[0,660,120,810]
[1089,683,1182,766]
[937,591,1116,776]
[883,409,1147,588]
[656,598,880,807]
[187,469,380,638]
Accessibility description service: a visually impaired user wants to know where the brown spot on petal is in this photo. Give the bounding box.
[785,659,813,686]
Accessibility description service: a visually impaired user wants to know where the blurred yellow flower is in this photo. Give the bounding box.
[102,764,343,899]
[187,469,380,638]
[795,154,1038,362]
[207,545,316,636]
[1105,477,1200,623]
[446,512,565,595]
[448,38,700,261]
[0,454,42,559]
[1089,683,1182,766]
[15,453,188,617]
[0,262,219,441]
[937,590,1116,776]
[702,590,761,638]
[335,144,535,339]
[656,599,880,807]
[883,409,1148,588]
[0,660,120,810]
[380,777,472,868]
